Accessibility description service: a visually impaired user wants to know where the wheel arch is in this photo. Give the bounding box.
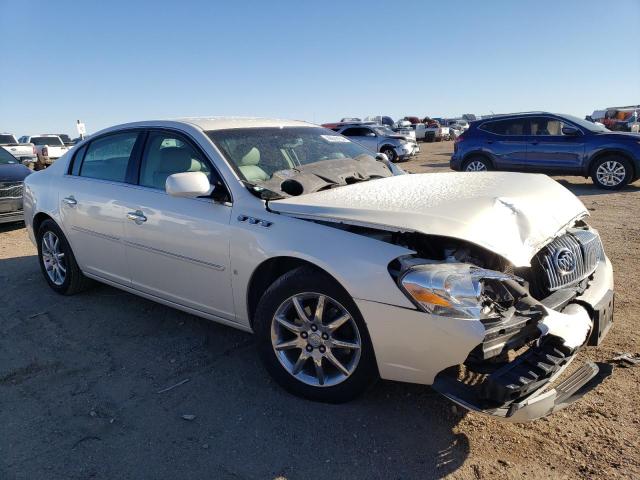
[587,149,636,178]
[32,211,55,237]
[246,256,351,329]
[462,151,494,168]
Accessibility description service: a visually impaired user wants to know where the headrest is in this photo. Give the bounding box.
[239,147,260,166]
[159,147,193,172]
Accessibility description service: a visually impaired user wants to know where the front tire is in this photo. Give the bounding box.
[37,219,93,295]
[591,155,632,190]
[463,156,492,172]
[254,266,378,403]
[380,146,398,163]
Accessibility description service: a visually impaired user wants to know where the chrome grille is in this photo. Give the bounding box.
[0,182,23,199]
[536,229,604,291]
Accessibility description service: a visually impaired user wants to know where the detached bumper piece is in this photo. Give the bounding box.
[433,294,614,422]
[433,360,603,422]
[481,336,573,403]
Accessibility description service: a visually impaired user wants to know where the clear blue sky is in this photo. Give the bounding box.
[1,0,639,136]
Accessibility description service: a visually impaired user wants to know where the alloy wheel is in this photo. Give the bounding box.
[270,293,362,387]
[465,160,488,172]
[596,160,626,187]
[41,231,66,286]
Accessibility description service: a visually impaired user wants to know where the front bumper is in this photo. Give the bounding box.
[395,143,419,160]
[0,209,24,224]
[357,256,614,421]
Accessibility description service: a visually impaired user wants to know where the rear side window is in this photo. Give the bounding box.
[79,132,138,182]
[479,119,527,135]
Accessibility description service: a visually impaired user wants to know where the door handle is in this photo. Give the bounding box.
[530,141,539,145]
[62,196,77,206]
[126,210,147,224]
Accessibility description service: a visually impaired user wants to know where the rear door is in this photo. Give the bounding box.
[478,118,528,170]
[523,116,585,173]
[58,130,144,285]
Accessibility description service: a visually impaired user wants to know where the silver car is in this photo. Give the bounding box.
[337,124,419,162]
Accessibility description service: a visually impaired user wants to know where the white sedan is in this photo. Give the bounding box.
[23,117,614,421]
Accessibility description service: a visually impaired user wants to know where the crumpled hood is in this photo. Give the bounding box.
[269,172,588,267]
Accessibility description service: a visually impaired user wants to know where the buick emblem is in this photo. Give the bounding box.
[554,248,577,275]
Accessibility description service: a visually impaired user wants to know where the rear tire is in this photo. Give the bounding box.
[254,266,378,403]
[590,155,632,190]
[463,156,492,172]
[37,219,93,295]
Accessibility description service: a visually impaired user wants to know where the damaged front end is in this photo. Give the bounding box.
[391,226,614,422]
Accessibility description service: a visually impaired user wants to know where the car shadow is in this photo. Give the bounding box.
[420,162,450,169]
[0,254,469,479]
[0,221,25,233]
[554,178,640,196]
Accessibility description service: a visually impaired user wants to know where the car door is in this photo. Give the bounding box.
[479,118,529,170]
[523,116,585,173]
[57,130,144,285]
[118,129,235,320]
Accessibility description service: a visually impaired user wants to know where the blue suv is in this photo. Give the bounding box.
[450,112,640,189]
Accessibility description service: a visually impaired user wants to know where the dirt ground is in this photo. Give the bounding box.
[1,141,639,480]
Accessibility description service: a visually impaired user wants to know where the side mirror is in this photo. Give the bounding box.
[562,125,580,136]
[166,171,211,198]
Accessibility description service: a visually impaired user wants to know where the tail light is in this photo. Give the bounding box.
[42,146,49,157]
[455,134,465,143]
[32,145,37,155]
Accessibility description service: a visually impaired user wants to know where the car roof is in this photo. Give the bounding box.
[178,117,315,130]
[93,117,318,137]
[477,111,560,120]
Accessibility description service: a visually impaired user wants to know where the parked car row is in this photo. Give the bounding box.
[1,133,74,170]
[322,121,419,161]
[0,147,31,224]
[17,134,71,170]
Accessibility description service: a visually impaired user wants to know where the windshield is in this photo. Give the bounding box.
[373,126,395,136]
[206,127,375,183]
[31,136,63,146]
[0,134,17,144]
[0,148,19,164]
[562,114,610,132]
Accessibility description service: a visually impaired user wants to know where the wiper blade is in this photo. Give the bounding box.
[241,180,284,200]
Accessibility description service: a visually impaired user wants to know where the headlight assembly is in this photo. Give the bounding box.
[399,263,520,319]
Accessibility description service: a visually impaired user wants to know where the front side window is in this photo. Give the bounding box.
[341,127,366,137]
[138,131,212,190]
[79,132,138,182]
[529,117,565,136]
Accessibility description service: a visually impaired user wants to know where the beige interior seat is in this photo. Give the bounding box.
[237,147,269,182]
[152,148,194,189]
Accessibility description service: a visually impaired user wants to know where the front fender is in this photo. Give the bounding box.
[584,145,640,177]
[229,203,416,327]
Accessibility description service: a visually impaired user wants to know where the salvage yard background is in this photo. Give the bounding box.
[1,141,639,479]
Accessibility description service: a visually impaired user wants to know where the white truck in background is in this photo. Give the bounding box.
[18,135,69,170]
[0,133,37,167]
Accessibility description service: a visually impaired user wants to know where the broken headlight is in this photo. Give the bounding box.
[399,263,520,319]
